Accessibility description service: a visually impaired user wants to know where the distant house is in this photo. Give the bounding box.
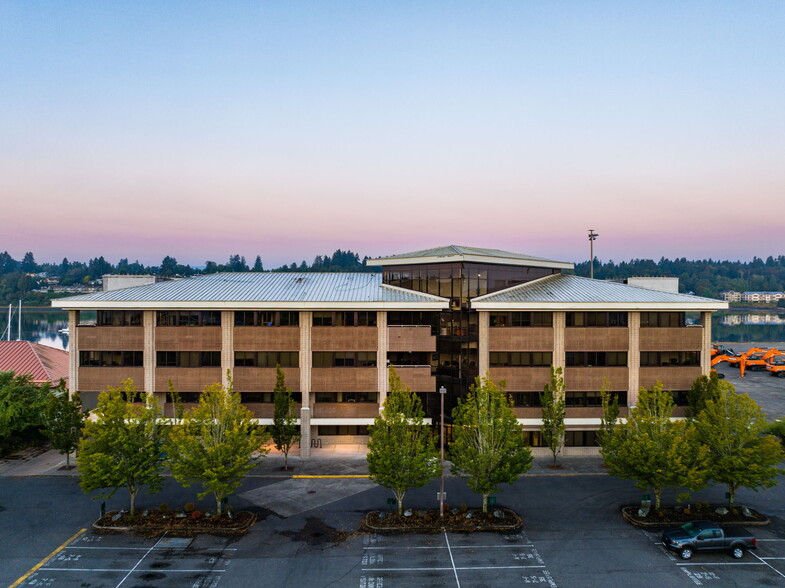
[741,291,785,303]
[719,290,742,302]
[0,341,69,385]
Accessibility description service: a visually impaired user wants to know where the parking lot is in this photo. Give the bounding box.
[15,531,235,588]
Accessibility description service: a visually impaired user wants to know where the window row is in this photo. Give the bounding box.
[313,352,377,367]
[509,391,628,407]
[80,351,144,367]
[640,351,701,367]
[489,312,553,328]
[313,311,377,327]
[157,311,221,327]
[97,310,142,326]
[234,311,299,326]
[166,392,304,404]
[566,312,628,327]
[640,312,686,328]
[234,351,299,367]
[157,351,221,367]
[565,351,628,367]
[314,392,378,403]
[490,352,553,367]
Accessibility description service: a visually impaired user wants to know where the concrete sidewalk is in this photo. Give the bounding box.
[0,443,608,478]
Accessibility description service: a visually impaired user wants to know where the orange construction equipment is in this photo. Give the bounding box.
[767,358,785,378]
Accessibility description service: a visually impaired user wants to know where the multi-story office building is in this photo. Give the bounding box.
[57,245,727,456]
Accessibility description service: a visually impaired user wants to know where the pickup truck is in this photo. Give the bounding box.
[661,521,757,560]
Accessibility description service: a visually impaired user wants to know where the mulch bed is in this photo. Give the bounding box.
[363,508,523,533]
[622,504,770,527]
[94,509,257,537]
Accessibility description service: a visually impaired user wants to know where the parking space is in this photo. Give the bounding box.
[16,531,235,588]
[642,528,785,585]
[359,531,557,587]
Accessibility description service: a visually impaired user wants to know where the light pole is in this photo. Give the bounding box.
[588,229,599,279]
[439,385,446,517]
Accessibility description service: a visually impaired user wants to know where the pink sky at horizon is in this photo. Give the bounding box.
[2,2,783,269]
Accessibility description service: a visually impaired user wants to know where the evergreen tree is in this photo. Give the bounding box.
[77,380,166,516]
[367,368,439,515]
[450,377,532,512]
[253,255,264,272]
[271,366,299,469]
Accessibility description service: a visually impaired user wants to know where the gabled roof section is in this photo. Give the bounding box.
[370,245,573,270]
[471,274,728,310]
[0,341,69,384]
[55,273,449,311]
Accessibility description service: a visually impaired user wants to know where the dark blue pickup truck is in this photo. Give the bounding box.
[662,521,757,560]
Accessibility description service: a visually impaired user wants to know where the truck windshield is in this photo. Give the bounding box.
[680,523,701,537]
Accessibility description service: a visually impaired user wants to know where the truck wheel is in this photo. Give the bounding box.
[679,547,693,560]
[731,546,745,559]
[777,372,785,378]
[718,373,726,379]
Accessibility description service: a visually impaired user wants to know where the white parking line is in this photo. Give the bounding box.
[114,536,161,588]
[676,562,765,566]
[362,566,546,572]
[751,550,785,578]
[444,531,461,588]
[43,568,226,573]
[364,544,534,550]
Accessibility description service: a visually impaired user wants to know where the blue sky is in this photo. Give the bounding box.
[1,1,783,267]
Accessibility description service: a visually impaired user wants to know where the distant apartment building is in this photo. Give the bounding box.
[741,291,785,303]
[56,245,727,456]
[719,290,742,302]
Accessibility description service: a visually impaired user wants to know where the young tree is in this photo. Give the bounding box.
[694,387,784,507]
[271,366,300,469]
[540,366,566,466]
[601,383,709,510]
[41,386,85,467]
[77,380,166,516]
[450,377,532,512]
[367,368,440,515]
[166,378,267,514]
[597,380,620,449]
[686,371,729,418]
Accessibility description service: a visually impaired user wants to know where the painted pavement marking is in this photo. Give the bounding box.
[9,529,87,588]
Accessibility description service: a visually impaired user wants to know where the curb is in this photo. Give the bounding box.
[621,506,771,528]
[92,511,258,535]
[362,508,524,534]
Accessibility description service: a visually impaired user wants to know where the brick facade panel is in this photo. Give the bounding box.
[488,327,554,351]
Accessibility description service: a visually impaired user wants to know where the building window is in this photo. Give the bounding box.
[314,392,378,403]
[166,391,201,403]
[97,311,142,326]
[509,392,542,407]
[566,391,627,407]
[156,311,221,327]
[79,350,144,367]
[566,352,628,367]
[241,392,302,403]
[564,431,599,447]
[312,352,377,367]
[234,351,299,367]
[671,390,689,406]
[387,311,438,334]
[522,430,543,447]
[640,312,686,327]
[566,312,628,327]
[489,312,553,327]
[640,351,701,367]
[313,311,377,327]
[156,351,221,367]
[316,425,369,436]
[490,352,552,367]
[234,311,299,326]
[387,352,432,366]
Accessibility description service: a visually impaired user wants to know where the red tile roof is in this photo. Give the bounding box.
[0,341,69,384]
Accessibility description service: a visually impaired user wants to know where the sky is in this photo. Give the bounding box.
[1,1,783,269]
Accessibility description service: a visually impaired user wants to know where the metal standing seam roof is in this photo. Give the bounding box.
[0,341,69,384]
[55,272,449,307]
[371,245,573,269]
[471,274,728,308]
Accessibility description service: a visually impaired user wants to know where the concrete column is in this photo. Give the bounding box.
[68,310,79,399]
[478,311,490,378]
[221,311,234,389]
[143,311,156,402]
[627,312,641,408]
[552,311,566,370]
[377,311,388,409]
[701,311,712,376]
[299,311,312,458]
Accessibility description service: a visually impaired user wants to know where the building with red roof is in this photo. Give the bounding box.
[0,340,69,385]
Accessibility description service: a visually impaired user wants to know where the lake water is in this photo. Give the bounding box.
[1,308,783,351]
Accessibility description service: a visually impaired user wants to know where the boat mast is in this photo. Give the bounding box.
[6,304,10,341]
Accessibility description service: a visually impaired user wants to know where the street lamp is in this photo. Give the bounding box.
[439,385,446,517]
[588,229,599,279]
